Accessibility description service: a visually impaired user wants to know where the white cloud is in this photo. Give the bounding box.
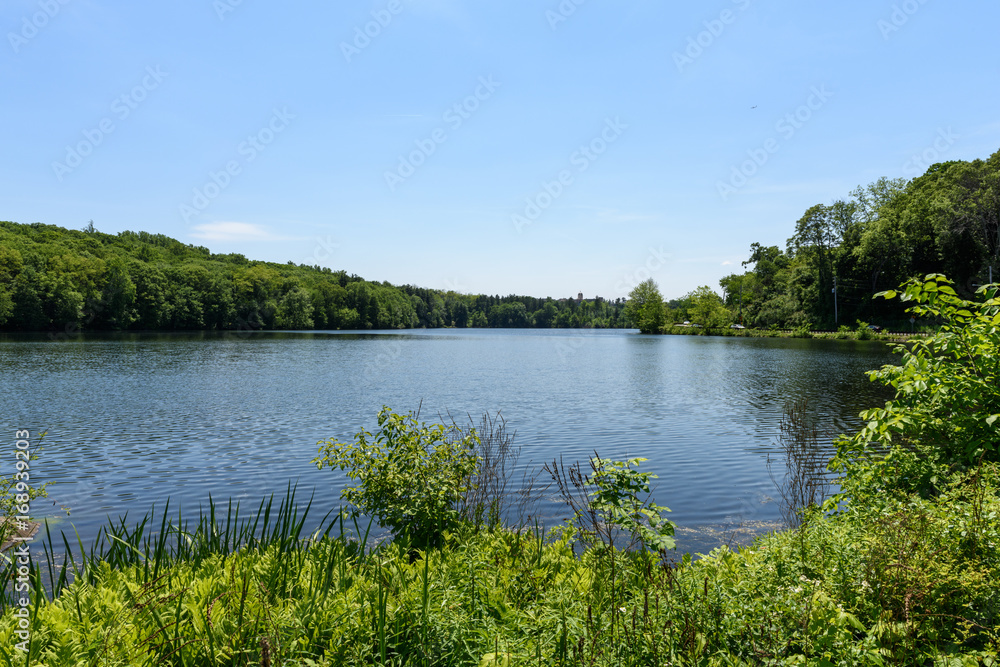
[722,260,733,266]
[190,221,277,241]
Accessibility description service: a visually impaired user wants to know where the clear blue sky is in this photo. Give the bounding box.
[3,0,998,301]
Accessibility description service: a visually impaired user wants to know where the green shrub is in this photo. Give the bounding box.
[832,275,1000,501]
[792,322,813,338]
[547,456,675,554]
[855,320,873,340]
[314,407,480,549]
[586,457,675,552]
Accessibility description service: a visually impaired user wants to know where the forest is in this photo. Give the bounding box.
[715,148,1000,329]
[0,221,626,334]
[624,147,1000,333]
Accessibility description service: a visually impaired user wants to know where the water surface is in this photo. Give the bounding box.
[0,329,898,553]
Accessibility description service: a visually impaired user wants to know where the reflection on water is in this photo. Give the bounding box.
[0,329,897,553]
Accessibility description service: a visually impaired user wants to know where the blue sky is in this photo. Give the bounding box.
[3,0,998,301]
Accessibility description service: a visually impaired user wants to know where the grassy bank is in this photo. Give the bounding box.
[1,478,997,665]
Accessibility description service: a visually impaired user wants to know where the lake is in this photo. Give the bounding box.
[0,329,898,553]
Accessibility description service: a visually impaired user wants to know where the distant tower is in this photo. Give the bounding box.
[577,292,583,302]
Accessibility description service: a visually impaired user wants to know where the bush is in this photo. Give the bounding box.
[791,322,813,338]
[314,407,480,549]
[831,274,1000,501]
[546,456,675,554]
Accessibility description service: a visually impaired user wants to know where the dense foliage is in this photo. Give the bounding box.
[0,220,626,333]
[831,274,1000,502]
[3,474,997,665]
[623,148,1000,332]
[720,149,1000,329]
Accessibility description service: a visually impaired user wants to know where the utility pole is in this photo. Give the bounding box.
[832,275,838,325]
[739,280,743,324]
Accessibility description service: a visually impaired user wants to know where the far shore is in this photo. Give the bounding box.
[657,324,928,341]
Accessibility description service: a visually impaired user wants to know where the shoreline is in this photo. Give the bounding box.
[657,325,927,341]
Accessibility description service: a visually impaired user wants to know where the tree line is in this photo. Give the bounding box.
[626,147,1000,333]
[0,221,627,333]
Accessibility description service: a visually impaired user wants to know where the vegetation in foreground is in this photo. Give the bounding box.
[1,274,998,665]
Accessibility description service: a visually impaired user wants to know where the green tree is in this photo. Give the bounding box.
[452,301,469,328]
[788,204,840,324]
[99,256,137,329]
[274,285,315,329]
[11,269,46,330]
[686,285,731,328]
[534,300,558,328]
[489,302,530,328]
[130,262,171,329]
[0,247,22,326]
[738,243,793,327]
[624,278,665,334]
[469,310,488,328]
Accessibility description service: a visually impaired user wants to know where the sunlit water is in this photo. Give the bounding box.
[0,329,898,554]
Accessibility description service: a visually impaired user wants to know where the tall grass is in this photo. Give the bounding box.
[2,480,998,665]
[1,484,343,608]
